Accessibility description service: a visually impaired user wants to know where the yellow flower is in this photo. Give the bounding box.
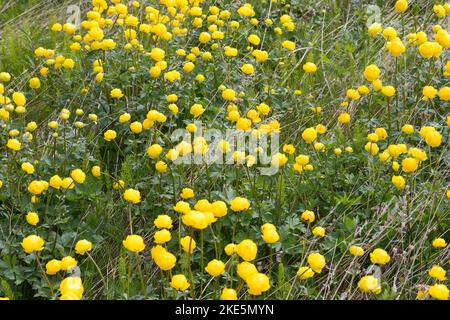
[154,215,173,229]
[425,131,442,147]
[248,34,261,46]
[91,166,101,177]
[28,180,46,195]
[61,177,74,190]
[21,235,45,253]
[368,23,382,37]
[349,245,365,256]
[170,274,190,291]
[220,288,238,300]
[75,240,92,255]
[173,201,191,214]
[222,88,236,101]
[432,238,447,248]
[29,77,41,89]
[190,103,205,118]
[103,129,117,141]
[60,256,78,270]
[391,175,406,190]
[302,127,317,144]
[429,284,449,300]
[6,138,21,151]
[123,188,141,204]
[429,265,447,281]
[312,226,326,237]
[70,169,86,184]
[151,246,177,270]
[21,162,35,174]
[60,276,84,300]
[110,88,124,99]
[303,62,317,73]
[262,225,280,243]
[237,261,258,280]
[205,259,225,277]
[26,211,39,226]
[241,63,255,74]
[123,235,145,253]
[358,275,381,294]
[401,157,418,173]
[147,144,163,158]
[394,0,408,13]
[230,197,250,212]
[307,252,326,273]
[180,236,196,253]
[149,48,165,61]
[224,243,236,256]
[12,92,26,106]
[130,121,143,134]
[300,210,315,223]
[370,248,391,265]
[338,112,351,124]
[281,40,296,51]
[236,239,257,261]
[271,153,288,167]
[155,160,167,173]
[381,85,396,97]
[346,89,360,100]
[363,64,380,81]
[154,229,171,244]
[246,272,270,295]
[45,259,61,275]
[297,266,315,280]
[401,124,414,134]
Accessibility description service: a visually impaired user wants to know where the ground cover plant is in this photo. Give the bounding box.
[0,0,448,300]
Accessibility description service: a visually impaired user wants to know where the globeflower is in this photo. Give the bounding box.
[45,259,61,275]
[428,265,447,281]
[70,169,86,184]
[60,276,84,300]
[123,188,141,204]
[307,252,326,273]
[110,88,124,99]
[300,210,315,223]
[246,273,270,295]
[297,266,315,280]
[363,64,380,81]
[358,275,381,294]
[26,211,39,226]
[60,256,78,270]
[401,157,418,173]
[21,235,45,253]
[6,138,21,151]
[236,239,257,261]
[221,288,238,300]
[104,129,117,141]
[301,127,317,144]
[303,62,317,73]
[230,197,250,212]
[429,284,449,300]
[312,226,326,237]
[170,274,190,291]
[205,259,225,277]
[370,248,391,265]
[282,40,296,51]
[392,175,406,190]
[154,215,173,229]
[432,238,447,248]
[180,236,196,253]
[349,245,365,256]
[75,240,92,255]
[122,235,145,253]
[368,23,382,37]
[180,188,194,199]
